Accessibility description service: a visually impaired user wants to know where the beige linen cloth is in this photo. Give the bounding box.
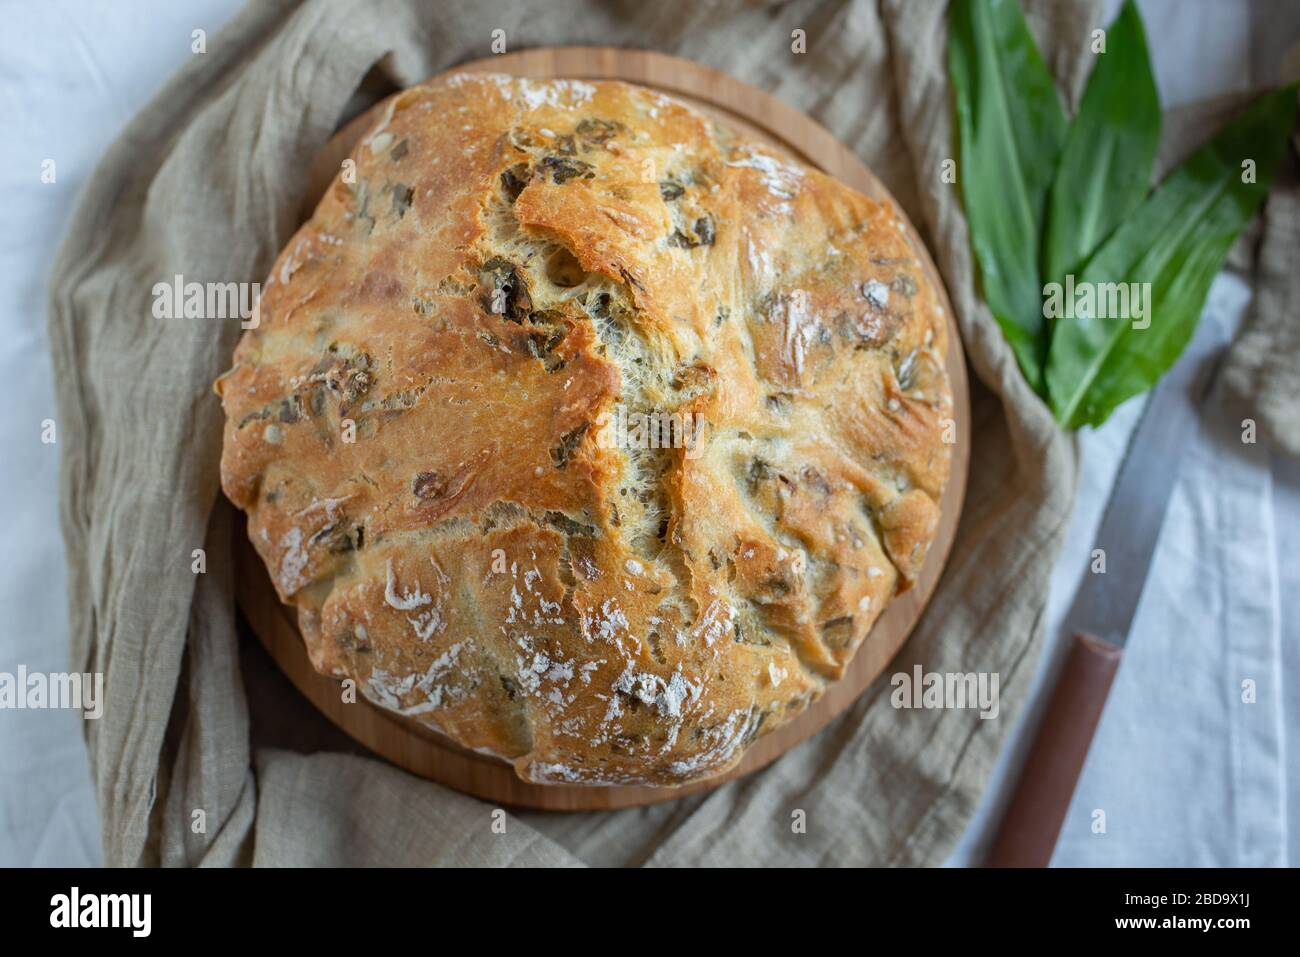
[48,0,1284,867]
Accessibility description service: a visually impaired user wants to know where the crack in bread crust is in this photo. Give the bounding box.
[214,73,952,786]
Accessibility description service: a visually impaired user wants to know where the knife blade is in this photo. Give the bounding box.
[986,312,1230,868]
[1063,323,1230,648]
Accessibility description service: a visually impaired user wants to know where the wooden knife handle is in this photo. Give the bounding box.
[985,632,1122,867]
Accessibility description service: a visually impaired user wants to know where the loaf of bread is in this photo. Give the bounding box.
[216,73,952,786]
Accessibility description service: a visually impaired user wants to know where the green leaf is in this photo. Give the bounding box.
[1043,0,1159,285]
[1047,85,1298,429]
[948,0,1067,393]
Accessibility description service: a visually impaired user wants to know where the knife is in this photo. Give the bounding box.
[985,314,1230,868]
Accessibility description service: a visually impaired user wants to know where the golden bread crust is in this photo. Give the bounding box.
[216,74,952,786]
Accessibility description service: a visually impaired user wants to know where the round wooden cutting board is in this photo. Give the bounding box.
[235,48,971,811]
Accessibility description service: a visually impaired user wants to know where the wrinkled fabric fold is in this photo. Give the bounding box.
[1221,150,1300,459]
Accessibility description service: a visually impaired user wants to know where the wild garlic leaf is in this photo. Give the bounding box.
[1043,0,1159,286]
[1047,85,1299,429]
[948,0,1067,393]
